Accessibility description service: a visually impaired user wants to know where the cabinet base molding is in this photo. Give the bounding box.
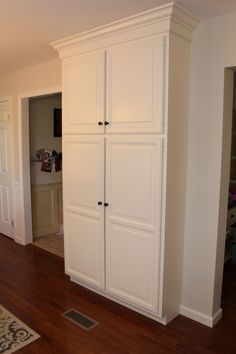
[70,276,170,325]
[180,305,222,327]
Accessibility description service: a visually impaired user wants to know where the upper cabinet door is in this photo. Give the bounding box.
[106,35,166,134]
[63,51,105,134]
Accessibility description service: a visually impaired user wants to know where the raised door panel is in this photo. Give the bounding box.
[106,36,166,134]
[63,51,105,134]
[105,136,163,313]
[63,135,105,289]
[0,101,12,238]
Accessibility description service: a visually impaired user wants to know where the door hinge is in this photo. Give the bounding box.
[8,114,10,122]
[11,220,14,227]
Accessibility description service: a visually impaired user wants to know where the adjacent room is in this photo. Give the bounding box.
[29,93,63,258]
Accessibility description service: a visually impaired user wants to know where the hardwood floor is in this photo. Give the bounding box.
[1,234,236,354]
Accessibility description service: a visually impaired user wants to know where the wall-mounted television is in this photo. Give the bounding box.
[53,108,62,137]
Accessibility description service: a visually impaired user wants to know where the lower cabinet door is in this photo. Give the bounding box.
[105,136,163,313]
[63,135,105,289]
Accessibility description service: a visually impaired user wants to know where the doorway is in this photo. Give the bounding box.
[18,87,62,247]
[29,93,63,257]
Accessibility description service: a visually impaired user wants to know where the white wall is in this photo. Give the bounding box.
[0,59,61,243]
[29,94,62,185]
[182,11,236,324]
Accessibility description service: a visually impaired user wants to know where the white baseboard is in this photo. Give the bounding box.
[180,305,222,327]
[14,237,27,246]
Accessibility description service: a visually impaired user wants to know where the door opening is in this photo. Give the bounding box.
[18,87,62,247]
[29,93,63,258]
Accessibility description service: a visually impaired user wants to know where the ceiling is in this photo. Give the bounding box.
[1,0,236,75]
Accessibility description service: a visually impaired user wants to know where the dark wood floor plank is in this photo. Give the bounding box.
[0,234,235,353]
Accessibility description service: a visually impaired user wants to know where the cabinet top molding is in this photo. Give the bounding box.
[51,2,199,58]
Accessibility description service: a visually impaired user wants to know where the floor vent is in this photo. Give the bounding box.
[62,309,99,331]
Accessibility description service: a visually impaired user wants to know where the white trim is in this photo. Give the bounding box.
[51,3,198,55]
[0,96,14,239]
[18,86,61,245]
[180,305,222,328]
[18,87,62,100]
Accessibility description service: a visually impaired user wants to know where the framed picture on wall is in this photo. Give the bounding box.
[53,108,62,137]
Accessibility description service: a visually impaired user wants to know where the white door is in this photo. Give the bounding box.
[106,35,166,134]
[63,135,105,289]
[63,51,105,134]
[105,136,163,313]
[0,100,12,238]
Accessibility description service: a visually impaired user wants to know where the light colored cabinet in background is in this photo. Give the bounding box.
[32,183,62,238]
[52,3,198,324]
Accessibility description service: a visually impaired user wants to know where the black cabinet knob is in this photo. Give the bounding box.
[104,202,109,207]
[98,121,103,125]
[104,121,110,125]
[98,201,103,205]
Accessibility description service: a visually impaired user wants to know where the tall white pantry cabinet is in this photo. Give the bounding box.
[52,3,198,324]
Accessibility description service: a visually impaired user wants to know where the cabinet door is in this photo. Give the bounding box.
[105,136,163,313]
[63,135,105,289]
[106,36,165,134]
[63,51,105,134]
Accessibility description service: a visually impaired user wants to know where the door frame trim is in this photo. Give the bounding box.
[18,87,61,245]
[0,96,14,239]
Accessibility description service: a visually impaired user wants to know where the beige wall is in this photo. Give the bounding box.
[0,59,61,243]
[182,11,236,321]
[0,59,61,183]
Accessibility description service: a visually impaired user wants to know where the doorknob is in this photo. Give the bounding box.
[104,202,109,207]
[98,121,103,125]
[104,121,110,125]
[98,201,103,205]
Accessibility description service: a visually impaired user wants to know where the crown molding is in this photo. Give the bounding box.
[51,2,199,57]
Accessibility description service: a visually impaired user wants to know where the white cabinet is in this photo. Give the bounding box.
[63,36,165,135]
[52,3,197,324]
[106,36,165,134]
[63,134,163,311]
[63,52,105,134]
[106,136,163,312]
[63,135,105,289]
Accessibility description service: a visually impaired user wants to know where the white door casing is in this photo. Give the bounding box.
[63,135,105,289]
[105,135,163,313]
[0,100,13,238]
[18,87,61,245]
